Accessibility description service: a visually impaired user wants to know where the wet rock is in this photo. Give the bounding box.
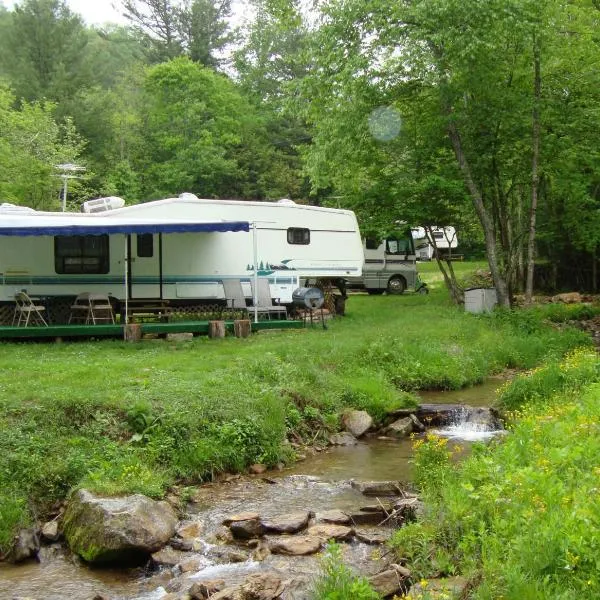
[62,489,178,565]
[249,464,267,475]
[252,539,271,561]
[359,503,394,513]
[405,576,467,599]
[409,414,426,432]
[212,526,234,544]
[189,580,226,599]
[10,528,40,563]
[229,519,264,540]
[385,417,414,438]
[347,511,386,526]
[41,520,60,543]
[269,535,322,555]
[91,595,111,600]
[393,497,425,521]
[328,432,357,446]
[307,524,354,542]
[240,572,286,599]
[210,587,242,600]
[261,511,311,534]
[355,529,392,545]
[180,556,204,572]
[176,521,203,542]
[315,510,351,525]
[351,480,405,496]
[342,410,373,438]
[223,512,260,526]
[169,537,193,551]
[152,546,187,567]
[368,564,411,597]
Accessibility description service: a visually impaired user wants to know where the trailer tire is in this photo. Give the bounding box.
[387,276,406,295]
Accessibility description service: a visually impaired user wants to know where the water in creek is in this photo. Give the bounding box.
[0,379,506,600]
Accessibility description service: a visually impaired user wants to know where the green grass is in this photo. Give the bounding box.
[390,348,600,599]
[0,262,592,553]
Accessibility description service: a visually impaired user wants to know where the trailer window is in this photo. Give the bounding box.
[137,233,154,257]
[54,235,110,274]
[287,228,310,245]
[386,238,412,255]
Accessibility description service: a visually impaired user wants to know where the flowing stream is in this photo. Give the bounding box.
[0,379,506,600]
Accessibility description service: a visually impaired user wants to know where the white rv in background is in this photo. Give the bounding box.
[411,226,458,261]
[346,227,427,295]
[0,195,363,322]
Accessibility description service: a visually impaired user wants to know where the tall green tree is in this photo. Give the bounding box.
[0,0,89,103]
[300,0,600,303]
[119,0,233,66]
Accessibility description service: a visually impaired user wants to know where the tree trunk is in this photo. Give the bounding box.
[525,33,541,303]
[446,121,511,307]
[426,226,464,304]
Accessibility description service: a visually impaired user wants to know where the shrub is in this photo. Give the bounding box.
[312,542,380,600]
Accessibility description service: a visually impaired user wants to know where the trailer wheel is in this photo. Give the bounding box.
[387,276,406,295]
[367,289,384,295]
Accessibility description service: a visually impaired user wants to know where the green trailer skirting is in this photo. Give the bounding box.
[0,320,304,340]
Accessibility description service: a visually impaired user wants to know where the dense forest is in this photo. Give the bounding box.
[1,0,600,296]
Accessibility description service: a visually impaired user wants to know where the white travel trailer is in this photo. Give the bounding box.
[0,195,363,323]
[346,227,427,295]
[411,226,458,261]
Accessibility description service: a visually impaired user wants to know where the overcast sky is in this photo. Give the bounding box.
[1,0,252,26]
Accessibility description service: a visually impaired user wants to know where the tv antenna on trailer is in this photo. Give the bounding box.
[55,163,86,212]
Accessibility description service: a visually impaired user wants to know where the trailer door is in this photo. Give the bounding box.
[128,233,162,299]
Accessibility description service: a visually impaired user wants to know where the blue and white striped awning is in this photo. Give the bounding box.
[0,214,249,236]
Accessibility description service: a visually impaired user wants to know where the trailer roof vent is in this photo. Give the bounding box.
[0,203,36,214]
[81,197,126,213]
[179,192,200,201]
[277,198,296,205]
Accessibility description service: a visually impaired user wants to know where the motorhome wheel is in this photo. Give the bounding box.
[387,276,406,295]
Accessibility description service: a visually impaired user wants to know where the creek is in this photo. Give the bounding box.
[0,378,505,600]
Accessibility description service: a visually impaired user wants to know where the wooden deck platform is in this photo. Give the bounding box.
[0,319,304,340]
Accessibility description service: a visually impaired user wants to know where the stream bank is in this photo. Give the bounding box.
[0,380,506,600]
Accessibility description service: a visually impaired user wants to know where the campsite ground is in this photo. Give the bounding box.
[0,261,592,556]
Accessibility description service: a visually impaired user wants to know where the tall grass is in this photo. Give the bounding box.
[0,277,592,553]
[391,349,600,599]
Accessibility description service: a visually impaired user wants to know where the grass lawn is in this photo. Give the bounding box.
[0,262,592,552]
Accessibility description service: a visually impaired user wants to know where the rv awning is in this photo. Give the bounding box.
[0,214,249,236]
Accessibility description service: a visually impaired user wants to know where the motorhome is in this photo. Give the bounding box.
[346,227,427,295]
[0,194,363,323]
[411,226,458,261]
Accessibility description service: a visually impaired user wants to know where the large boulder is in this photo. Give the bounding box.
[62,489,178,564]
[342,410,373,438]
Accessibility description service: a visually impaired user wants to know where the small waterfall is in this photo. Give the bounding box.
[432,406,504,441]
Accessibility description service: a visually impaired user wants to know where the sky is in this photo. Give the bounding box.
[1,0,252,26]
